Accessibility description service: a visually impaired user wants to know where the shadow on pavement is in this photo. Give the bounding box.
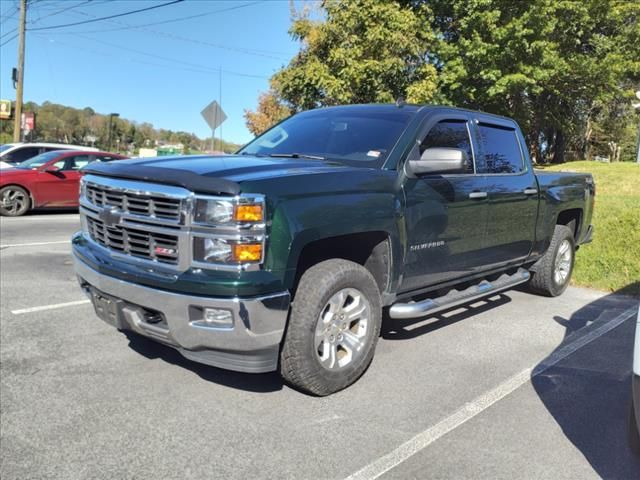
[123,331,284,393]
[26,208,79,215]
[381,293,512,340]
[532,291,640,479]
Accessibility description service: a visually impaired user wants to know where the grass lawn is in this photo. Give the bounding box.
[543,161,639,297]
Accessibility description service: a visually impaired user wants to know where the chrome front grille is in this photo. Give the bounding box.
[87,216,179,265]
[86,182,182,221]
[79,174,266,273]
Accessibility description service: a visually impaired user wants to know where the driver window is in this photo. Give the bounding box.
[420,120,474,173]
[66,155,91,170]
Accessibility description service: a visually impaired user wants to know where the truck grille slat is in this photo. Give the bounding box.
[86,217,179,265]
[86,184,181,221]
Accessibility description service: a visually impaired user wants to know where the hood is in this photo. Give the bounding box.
[83,154,355,195]
[0,161,17,170]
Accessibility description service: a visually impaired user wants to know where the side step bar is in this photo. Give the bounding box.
[389,269,531,319]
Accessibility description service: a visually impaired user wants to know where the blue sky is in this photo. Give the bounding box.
[0,0,304,144]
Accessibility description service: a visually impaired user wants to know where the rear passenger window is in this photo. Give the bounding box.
[476,124,524,174]
[421,120,474,173]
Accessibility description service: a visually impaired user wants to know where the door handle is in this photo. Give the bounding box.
[523,188,538,195]
[468,191,488,199]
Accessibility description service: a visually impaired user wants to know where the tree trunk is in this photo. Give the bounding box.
[584,115,593,161]
[552,129,566,164]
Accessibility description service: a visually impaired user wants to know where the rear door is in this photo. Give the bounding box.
[472,118,538,267]
[400,113,489,292]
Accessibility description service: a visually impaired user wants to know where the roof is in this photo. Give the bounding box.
[300,103,515,123]
[2,142,99,151]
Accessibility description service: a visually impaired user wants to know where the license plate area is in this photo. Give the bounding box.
[90,288,123,328]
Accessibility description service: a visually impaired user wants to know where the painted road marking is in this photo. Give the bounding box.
[345,306,638,480]
[11,299,91,315]
[1,240,70,248]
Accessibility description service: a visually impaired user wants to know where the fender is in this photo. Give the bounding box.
[265,191,403,293]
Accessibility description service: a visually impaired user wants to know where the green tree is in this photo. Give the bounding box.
[428,0,639,163]
[244,0,439,133]
[256,0,639,163]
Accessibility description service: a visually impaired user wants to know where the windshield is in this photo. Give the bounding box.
[238,107,416,166]
[0,144,15,153]
[16,151,62,169]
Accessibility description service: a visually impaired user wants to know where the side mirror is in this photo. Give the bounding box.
[43,165,61,173]
[406,147,468,177]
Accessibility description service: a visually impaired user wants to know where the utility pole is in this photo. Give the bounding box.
[12,0,27,143]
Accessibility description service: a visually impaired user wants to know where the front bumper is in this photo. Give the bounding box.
[73,253,290,373]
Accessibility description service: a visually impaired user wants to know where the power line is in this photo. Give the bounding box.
[55,1,265,34]
[39,2,289,60]
[35,0,93,21]
[0,6,19,25]
[34,33,271,79]
[28,0,184,31]
[0,33,18,47]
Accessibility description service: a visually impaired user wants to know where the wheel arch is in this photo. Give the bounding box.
[287,231,393,301]
[556,208,583,239]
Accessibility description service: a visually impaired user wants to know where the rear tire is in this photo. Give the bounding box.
[0,186,31,216]
[528,225,575,297]
[280,259,382,396]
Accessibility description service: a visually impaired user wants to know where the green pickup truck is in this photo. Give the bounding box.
[73,104,594,395]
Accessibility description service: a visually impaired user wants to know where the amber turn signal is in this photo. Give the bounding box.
[234,205,263,222]
[232,243,262,262]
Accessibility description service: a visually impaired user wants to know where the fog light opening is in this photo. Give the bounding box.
[202,307,234,329]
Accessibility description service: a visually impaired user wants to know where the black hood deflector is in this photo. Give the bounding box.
[83,161,241,196]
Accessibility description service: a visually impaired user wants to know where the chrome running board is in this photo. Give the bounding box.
[389,269,531,319]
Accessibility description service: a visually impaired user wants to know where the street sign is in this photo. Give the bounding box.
[200,100,227,131]
[21,112,35,133]
[0,99,11,120]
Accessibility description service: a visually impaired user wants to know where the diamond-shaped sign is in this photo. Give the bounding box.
[201,100,227,131]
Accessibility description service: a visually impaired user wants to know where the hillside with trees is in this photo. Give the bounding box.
[245,0,640,163]
[0,101,241,154]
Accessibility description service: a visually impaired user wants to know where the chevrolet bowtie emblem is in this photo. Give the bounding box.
[98,207,122,228]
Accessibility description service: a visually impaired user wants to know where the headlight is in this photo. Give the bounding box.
[194,199,234,224]
[79,177,87,198]
[192,195,266,268]
[194,198,264,225]
[193,237,263,264]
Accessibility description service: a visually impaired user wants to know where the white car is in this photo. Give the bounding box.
[631,304,640,453]
[0,143,99,169]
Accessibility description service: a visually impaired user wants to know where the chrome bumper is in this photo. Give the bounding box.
[73,253,290,373]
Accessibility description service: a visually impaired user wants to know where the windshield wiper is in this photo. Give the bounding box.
[269,153,325,160]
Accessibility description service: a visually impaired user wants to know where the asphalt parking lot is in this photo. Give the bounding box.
[1,213,639,479]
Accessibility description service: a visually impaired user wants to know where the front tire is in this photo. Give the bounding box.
[280,259,382,396]
[528,225,575,297]
[0,186,31,216]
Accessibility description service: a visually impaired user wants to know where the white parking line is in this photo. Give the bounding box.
[345,306,638,480]
[0,240,70,248]
[11,299,90,315]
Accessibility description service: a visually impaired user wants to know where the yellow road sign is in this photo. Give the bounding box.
[0,99,11,120]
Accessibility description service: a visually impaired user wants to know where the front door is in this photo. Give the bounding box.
[400,115,488,293]
[35,155,91,206]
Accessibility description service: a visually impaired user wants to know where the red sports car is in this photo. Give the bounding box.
[0,149,127,216]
